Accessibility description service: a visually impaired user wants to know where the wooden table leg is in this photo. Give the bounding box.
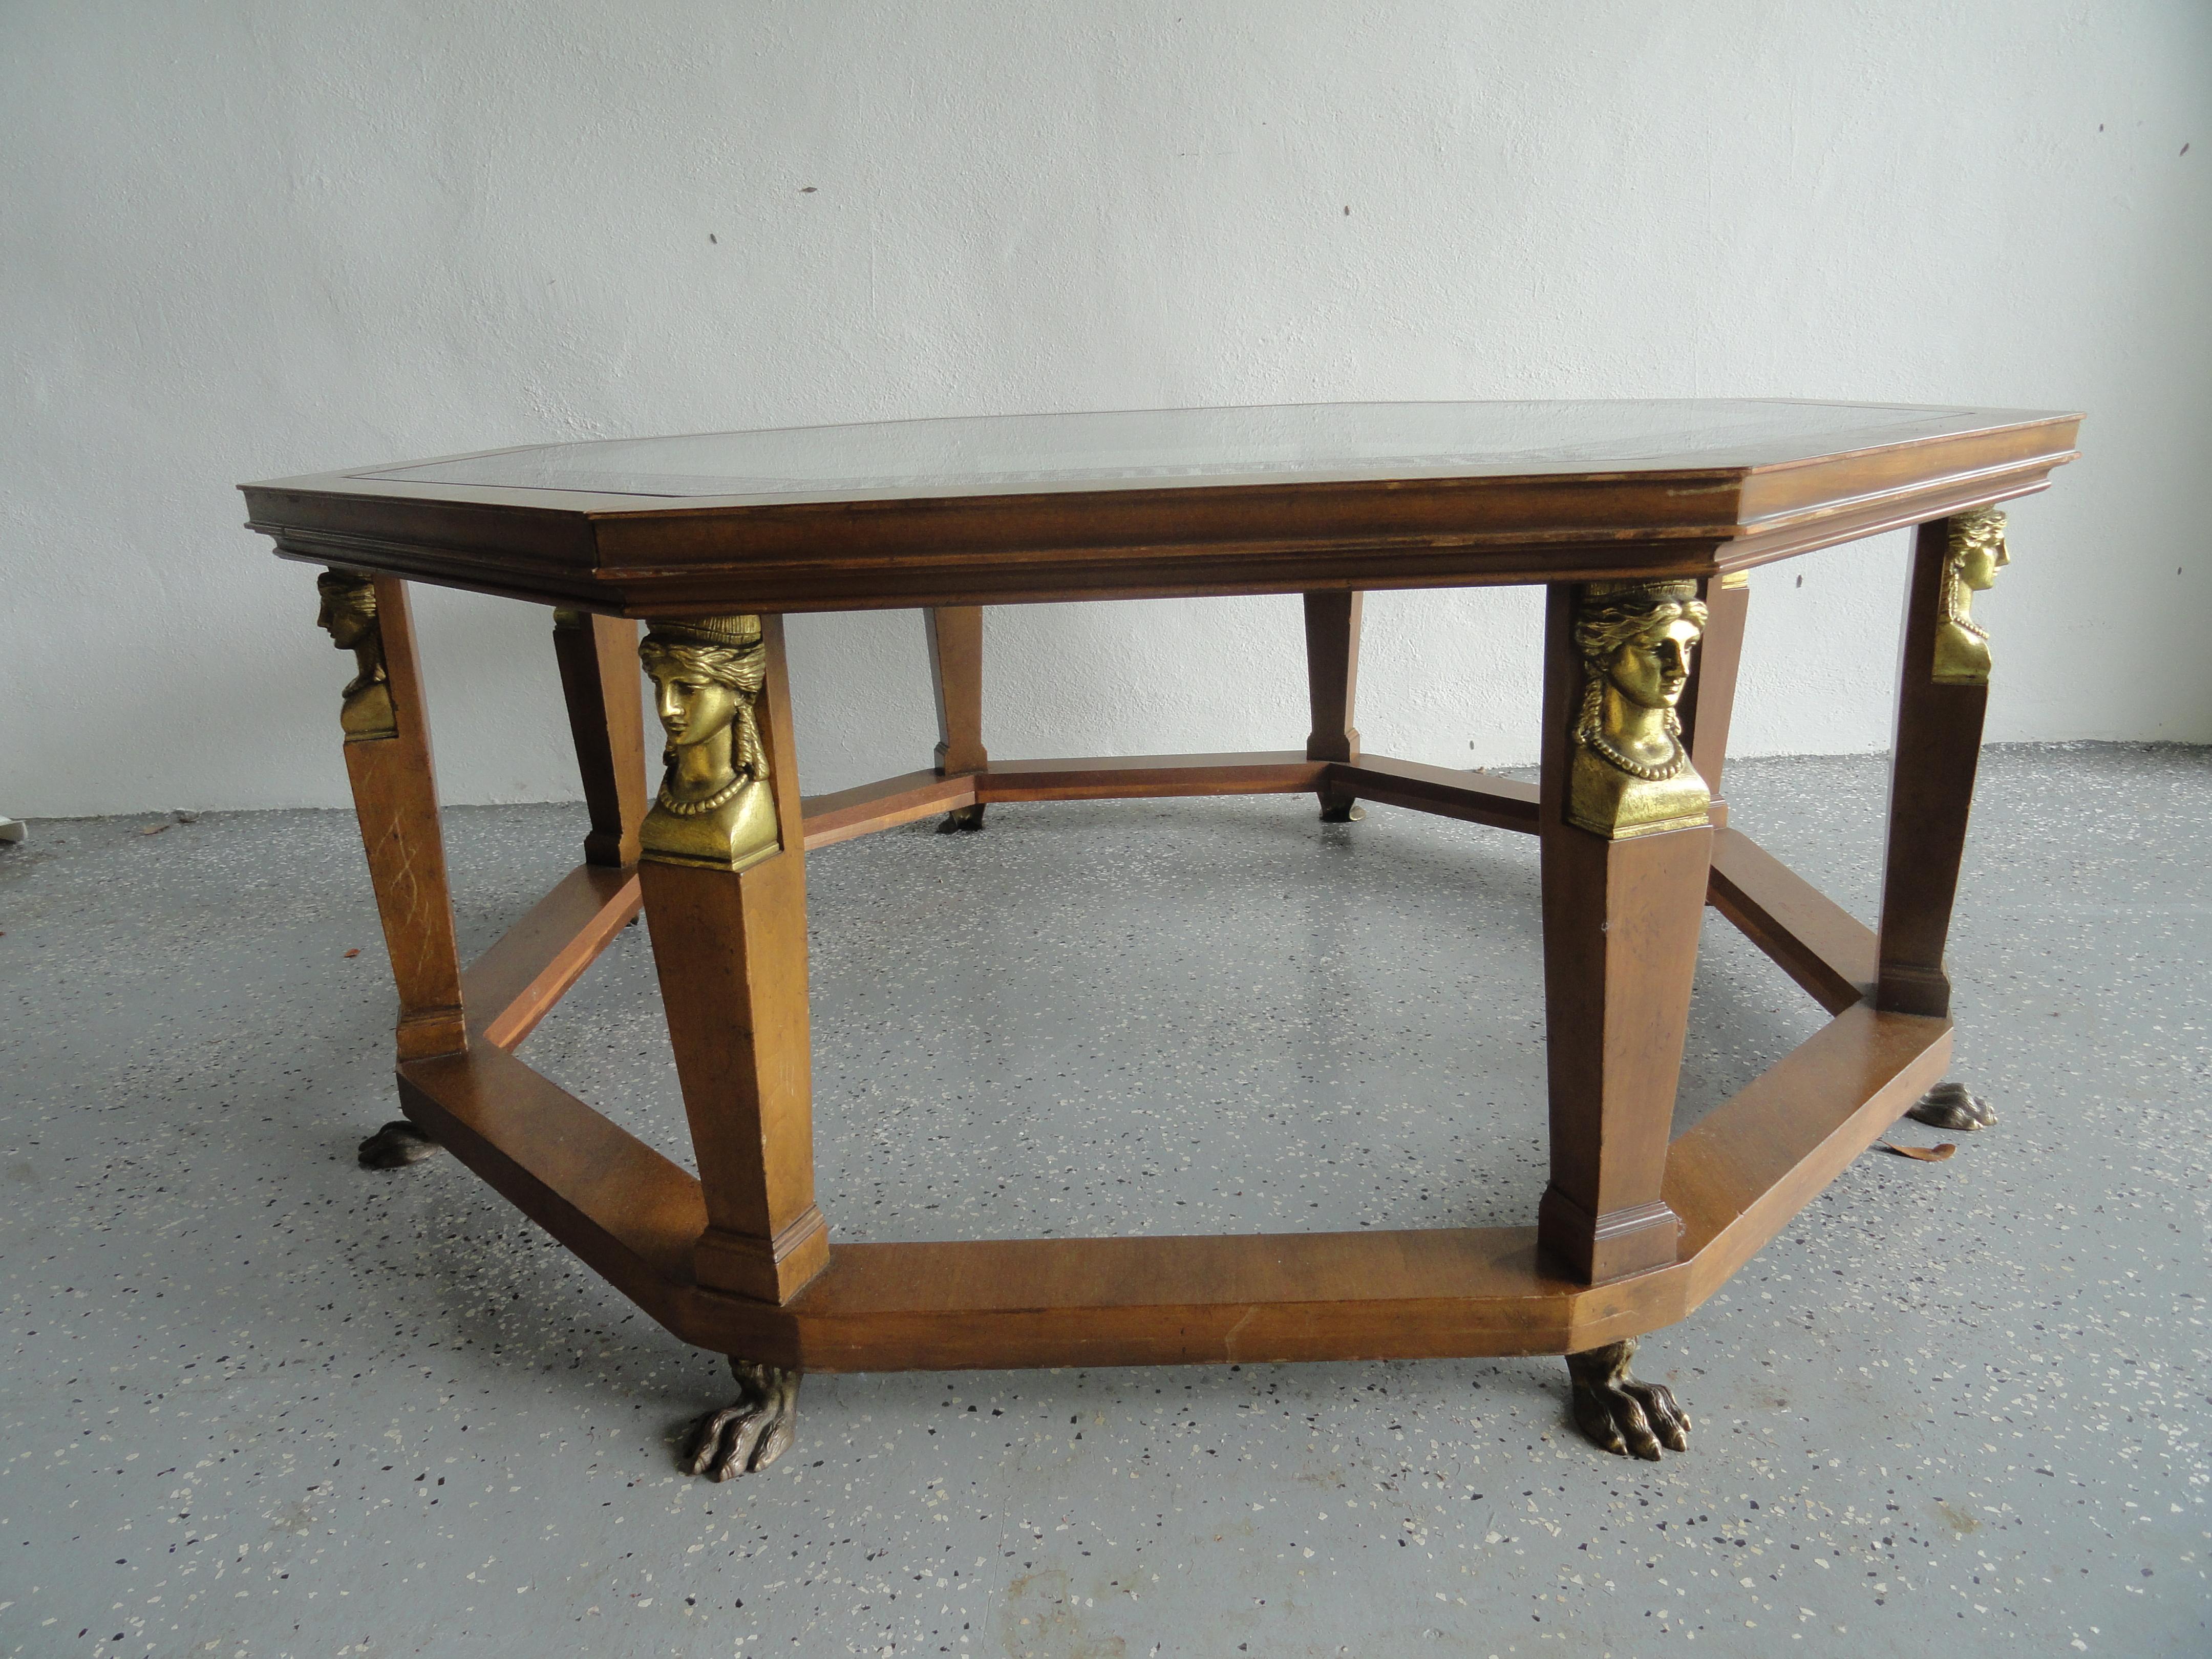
[636,614,830,1304]
[1876,517,1998,1020]
[552,611,647,867]
[1534,582,1710,1285]
[1532,577,1718,1459]
[312,569,466,1167]
[321,572,466,1064]
[1878,512,2010,1131]
[924,606,987,832]
[1303,590,1364,820]
[1678,573,1748,830]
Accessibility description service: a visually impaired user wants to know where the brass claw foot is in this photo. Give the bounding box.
[1907,1079,1996,1131]
[682,1358,801,1480]
[357,1119,440,1168]
[935,804,986,834]
[1566,1337,1690,1461]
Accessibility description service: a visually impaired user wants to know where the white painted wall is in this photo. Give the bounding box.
[4,2,2206,817]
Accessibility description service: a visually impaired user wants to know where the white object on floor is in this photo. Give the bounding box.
[0,818,25,843]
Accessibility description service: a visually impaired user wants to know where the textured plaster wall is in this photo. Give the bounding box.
[3,2,2206,816]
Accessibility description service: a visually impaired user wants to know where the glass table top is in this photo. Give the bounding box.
[349,399,2048,503]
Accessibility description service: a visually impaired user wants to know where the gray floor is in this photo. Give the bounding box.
[1,744,2205,1658]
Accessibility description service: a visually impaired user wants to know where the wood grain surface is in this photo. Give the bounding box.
[551,610,648,867]
[1708,829,1878,1015]
[344,578,466,1061]
[1533,585,1709,1284]
[243,404,2079,615]
[977,752,1329,801]
[924,606,988,775]
[1876,518,1992,1018]
[462,862,641,1050]
[394,1001,1946,1371]
[1677,575,1748,826]
[1302,590,1363,763]
[1333,759,1540,833]
[637,617,828,1305]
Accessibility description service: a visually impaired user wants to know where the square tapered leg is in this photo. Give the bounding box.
[325,572,465,1062]
[635,613,830,1303]
[925,606,988,832]
[1877,517,1998,1019]
[1303,590,1364,819]
[552,610,648,868]
[1533,581,1714,1283]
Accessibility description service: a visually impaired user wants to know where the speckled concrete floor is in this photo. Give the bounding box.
[1,743,2205,1659]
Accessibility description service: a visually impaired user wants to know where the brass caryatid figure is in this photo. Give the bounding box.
[1931,507,2010,685]
[638,615,782,872]
[316,569,398,743]
[1566,580,1711,839]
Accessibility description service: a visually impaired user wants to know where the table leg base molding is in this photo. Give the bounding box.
[694,1212,832,1304]
[934,803,986,834]
[682,1358,802,1480]
[1537,1190,1680,1285]
[1876,963,1954,1019]
[357,1119,440,1169]
[1566,1336,1690,1461]
[393,1010,468,1063]
[1907,1078,1997,1131]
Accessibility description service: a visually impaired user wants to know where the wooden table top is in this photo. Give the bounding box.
[242,399,2079,615]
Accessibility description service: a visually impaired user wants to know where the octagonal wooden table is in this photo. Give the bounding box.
[242,399,2079,1470]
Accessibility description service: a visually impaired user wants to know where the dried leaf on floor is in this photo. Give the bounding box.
[1878,1140,1956,1162]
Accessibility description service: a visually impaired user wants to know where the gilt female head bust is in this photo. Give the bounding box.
[1566,579,1711,839]
[315,569,397,743]
[637,614,781,871]
[1931,507,2010,685]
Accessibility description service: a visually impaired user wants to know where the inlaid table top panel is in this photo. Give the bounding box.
[242,399,2079,615]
